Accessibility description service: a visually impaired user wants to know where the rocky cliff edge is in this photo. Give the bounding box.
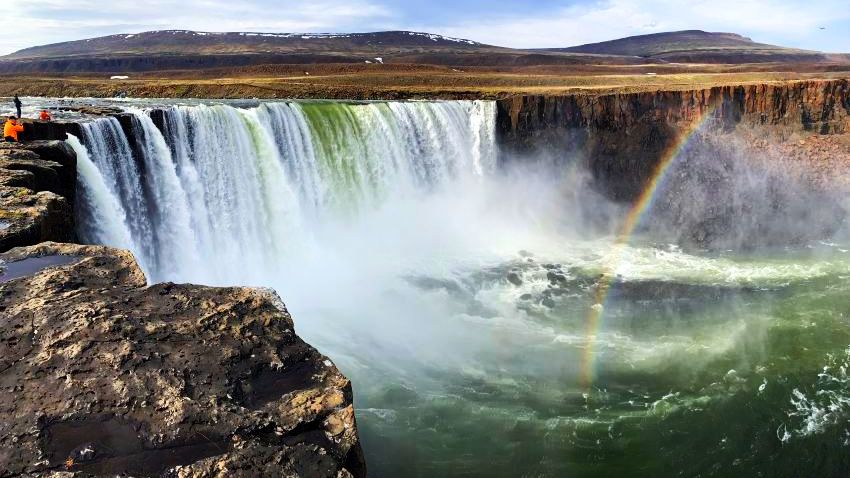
[0,142,366,477]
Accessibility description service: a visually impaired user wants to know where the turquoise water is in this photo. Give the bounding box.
[345,241,850,477]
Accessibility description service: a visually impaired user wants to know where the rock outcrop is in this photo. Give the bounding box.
[0,141,76,252]
[0,242,365,477]
[20,121,83,143]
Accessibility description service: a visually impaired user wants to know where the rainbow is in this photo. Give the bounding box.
[578,104,719,389]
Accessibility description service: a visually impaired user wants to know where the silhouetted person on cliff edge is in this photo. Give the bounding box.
[4,116,23,143]
[13,95,21,119]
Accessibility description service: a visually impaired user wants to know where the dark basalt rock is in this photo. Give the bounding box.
[0,242,366,478]
[19,120,83,142]
[0,141,76,252]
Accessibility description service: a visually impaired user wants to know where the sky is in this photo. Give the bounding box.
[4,0,850,55]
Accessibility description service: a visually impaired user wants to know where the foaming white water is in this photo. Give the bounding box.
[77,117,154,269]
[562,240,850,287]
[784,347,850,440]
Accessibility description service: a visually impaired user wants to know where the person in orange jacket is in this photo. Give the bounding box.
[4,116,24,142]
[39,109,51,121]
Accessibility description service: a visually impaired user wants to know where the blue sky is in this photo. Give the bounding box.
[5,0,850,55]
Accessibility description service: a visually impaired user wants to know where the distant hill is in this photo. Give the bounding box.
[0,30,655,73]
[6,30,488,59]
[0,29,844,74]
[552,30,830,63]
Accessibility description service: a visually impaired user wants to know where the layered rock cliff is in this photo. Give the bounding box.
[498,79,850,174]
[496,79,850,248]
[498,79,850,151]
[0,141,77,251]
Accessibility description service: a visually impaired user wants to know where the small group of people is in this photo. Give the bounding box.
[4,95,54,143]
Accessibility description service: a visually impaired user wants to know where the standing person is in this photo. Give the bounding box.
[4,116,23,142]
[13,95,21,119]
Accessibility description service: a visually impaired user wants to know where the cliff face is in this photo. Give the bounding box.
[495,80,850,247]
[0,138,366,476]
[498,80,850,148]
[0,141,77,251]
[497,80,850,197]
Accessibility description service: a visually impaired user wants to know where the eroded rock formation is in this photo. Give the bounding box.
[498,79,850,152]
[0,141,76,252]
[0,242,365,477]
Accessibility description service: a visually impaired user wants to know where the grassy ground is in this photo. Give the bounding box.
[0,63,848,99]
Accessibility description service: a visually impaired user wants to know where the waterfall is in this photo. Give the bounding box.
[68,134,135,252]
[73,100,497,284]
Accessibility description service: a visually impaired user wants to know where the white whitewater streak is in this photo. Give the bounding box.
[68,134,135,252]
[156,104,303,285]
[126,110,201,281]
[74,100,497,286]
[784,347,850,441]
[78,117,155,268]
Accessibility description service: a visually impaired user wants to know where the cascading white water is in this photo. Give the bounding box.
[68,134,135,251]
[73,100,498,285]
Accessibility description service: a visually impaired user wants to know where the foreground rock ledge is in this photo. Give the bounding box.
[0,242,365,478]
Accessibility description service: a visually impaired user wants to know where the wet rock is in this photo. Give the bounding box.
[19,120,84,142]
[58,105,124,116]
[546,271,567,284]
[541,297,556,308]
[0,242,366,478]
[506,272,523,286]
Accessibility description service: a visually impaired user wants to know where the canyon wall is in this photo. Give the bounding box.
[495,79,850,247]
[496,79,850,199]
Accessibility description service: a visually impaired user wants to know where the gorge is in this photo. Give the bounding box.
[2,79,850,477]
